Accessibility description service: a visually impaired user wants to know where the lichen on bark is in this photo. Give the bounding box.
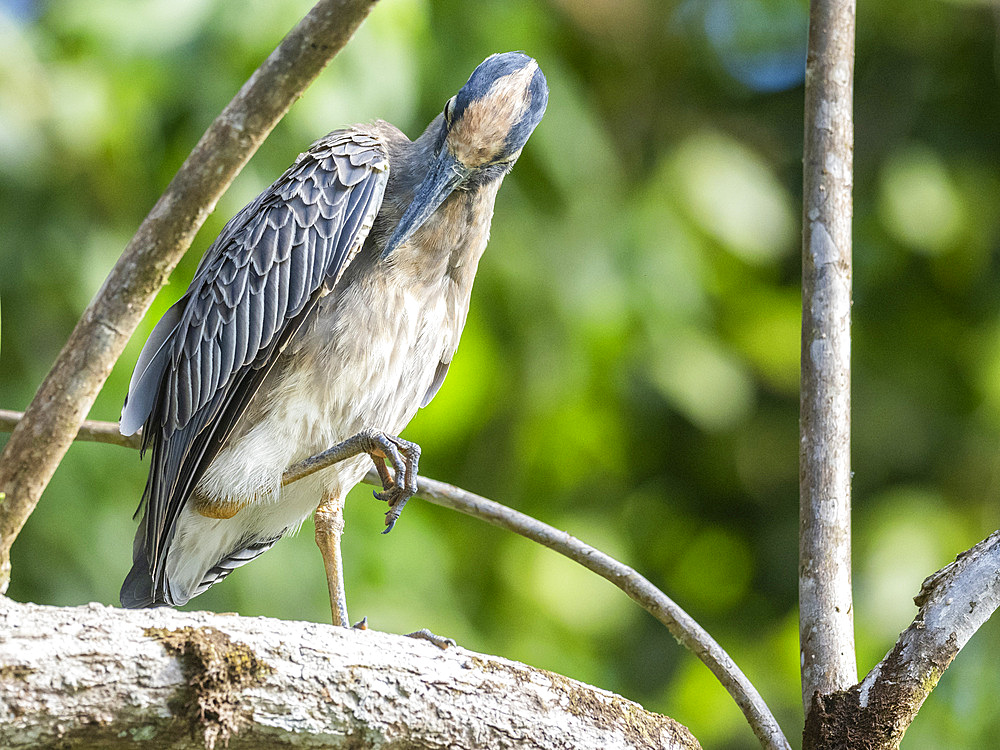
[145,625,273,749]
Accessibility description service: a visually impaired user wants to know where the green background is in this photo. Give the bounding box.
[2,0,1000,746]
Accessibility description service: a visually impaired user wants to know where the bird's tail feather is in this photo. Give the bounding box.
[121,519,159,608]
[120,511,282,608]
[171,535,282,605]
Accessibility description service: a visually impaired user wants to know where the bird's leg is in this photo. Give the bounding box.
[284,428,421,532]
[309,446,450,648]
[314,492,349,627]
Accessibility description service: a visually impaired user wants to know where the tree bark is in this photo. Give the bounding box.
[799,0,857,711]
[0,598,700,750]
[0,0,378,594]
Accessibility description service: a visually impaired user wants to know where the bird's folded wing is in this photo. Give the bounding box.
[122,129,389,588]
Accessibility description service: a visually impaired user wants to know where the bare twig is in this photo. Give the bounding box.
[799,0,857,709]
[803,532,1000,749]
[0,0,379,593]
[0,410,141,450]
[0,410,791,750]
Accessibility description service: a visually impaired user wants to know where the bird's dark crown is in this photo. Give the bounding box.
[442,52,548,168]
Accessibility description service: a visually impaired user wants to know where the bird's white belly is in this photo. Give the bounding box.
[166,280,452,597]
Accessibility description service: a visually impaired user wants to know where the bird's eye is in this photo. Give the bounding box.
[443,96,457,125]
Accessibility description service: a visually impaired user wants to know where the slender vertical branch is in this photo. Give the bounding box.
[799,0,857,710]
[0,0,379,593]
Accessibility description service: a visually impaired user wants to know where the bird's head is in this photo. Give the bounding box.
[384,52,548,257]
[440,51,549,175]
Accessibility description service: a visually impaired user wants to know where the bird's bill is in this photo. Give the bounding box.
[382,150,471,258]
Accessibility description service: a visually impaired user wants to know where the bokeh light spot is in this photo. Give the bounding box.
[672,131,796,264]
[878,144,965,255]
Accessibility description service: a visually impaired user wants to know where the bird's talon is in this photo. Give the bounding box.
[380,488,413,534]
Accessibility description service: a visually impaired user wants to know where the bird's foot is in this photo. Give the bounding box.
[286,428,420,532]
[363,431,420,533]
[348,616,454,650]
[405,628,456,650]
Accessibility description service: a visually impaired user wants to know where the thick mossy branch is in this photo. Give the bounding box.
[0,600,700,750]
[0,409,790,750]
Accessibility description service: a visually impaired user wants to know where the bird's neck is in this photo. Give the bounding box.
[387,179,502,292]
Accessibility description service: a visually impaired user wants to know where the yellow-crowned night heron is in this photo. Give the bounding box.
[120,52,548,624]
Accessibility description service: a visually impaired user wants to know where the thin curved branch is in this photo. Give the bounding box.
[284,445,790,750]
[0,0,379,593]
[0,410,791,750]
[799,0,858,708]
[379,472,792,750]
[803,532,1000,750]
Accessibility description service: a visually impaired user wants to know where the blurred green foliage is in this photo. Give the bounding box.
[1,0,1000,746]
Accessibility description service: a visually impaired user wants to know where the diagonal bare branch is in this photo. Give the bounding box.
[0,409,791,750]
[799,0,858,709]
[803,532,1000,749]
[0,0,379,593]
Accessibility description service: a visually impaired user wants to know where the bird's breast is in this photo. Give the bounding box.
[267,264,462,455]
[196,185,495,506]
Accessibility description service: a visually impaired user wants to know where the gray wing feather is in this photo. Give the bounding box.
[122,130,389,604]
[120,297,186,436]
[159,132,388,431]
